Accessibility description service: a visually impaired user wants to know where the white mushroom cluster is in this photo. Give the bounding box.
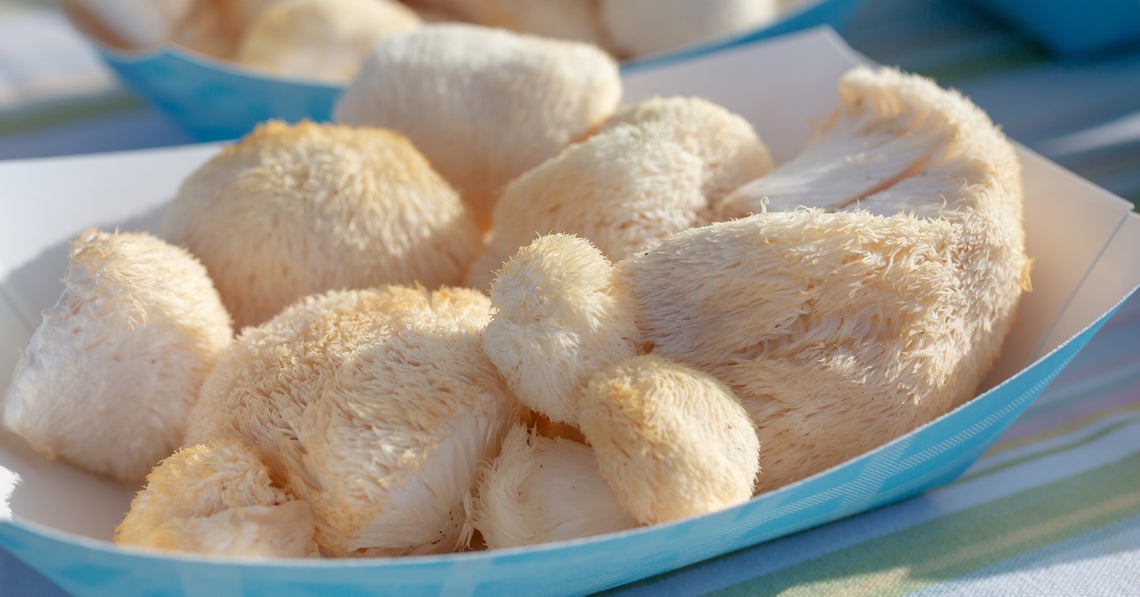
[184,286,518,556]
[234,0,422,82]
[483,66,1031,499]
[3,45,1029,560]
[67,0,814,78]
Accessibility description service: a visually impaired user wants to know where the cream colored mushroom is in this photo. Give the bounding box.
[234,0,421,82]
[115,439,316,557]
[482,66,1029,495]
[471,423,637,549]
[169,0,278,58]
[62,0,193,49]
[461,0,614,52]
[483,234,639,427]
[464,96,771,290]
[600,96,774,201]
[1,229,232,484]
[187,285,518,557]
[620,66,1031,492]
[161,120,480,328]
[333,24,622,229]
[579,355,760,524]
[600,0,780,59]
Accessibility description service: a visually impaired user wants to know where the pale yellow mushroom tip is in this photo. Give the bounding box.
[484,234,639,427]
[580,355,760,525]
[115,439,318,558]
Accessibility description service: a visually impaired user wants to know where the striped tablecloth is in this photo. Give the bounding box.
[2,0,1138,595]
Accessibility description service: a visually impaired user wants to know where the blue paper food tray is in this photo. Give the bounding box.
[2,28,1139,597]
[78,0,861,142]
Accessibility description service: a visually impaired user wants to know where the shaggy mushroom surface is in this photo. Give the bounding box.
[599,0,780,59]
[623,66,1031,491]
[2,229,232,484]
[483,234,639,427]
[186,285,517,556]
[334,24,621,229]
[234,0,421,81]
[485,66,1030,494]
[115,439,316,558]
[471,423,637,548]
[161,120,479,328]
[580,355,760,524]
[465,96,770,289]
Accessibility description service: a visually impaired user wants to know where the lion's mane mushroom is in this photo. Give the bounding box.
[333,24,622,228]
[599,0,781,59]
[170,0,278,58]
[621,66,1031,492]
[580,355,760,524]
[115,439,317,557]
[186,285,518,557]
[464,96,771,290]
[482,234,639,427]
[234,0,421,82]
[599,96,774,202]
[482,66,1030,495]
[2,228,232,484]
[470,423,637,549]
[161,120,480,328]
[401,0,613,49]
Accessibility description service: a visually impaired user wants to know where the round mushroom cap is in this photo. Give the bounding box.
[471,424,637,549]
[483,234,639,427]
[115,439,316,557]
[600,96,773,202]
[464,96,770,290]
[188,285,518,556]
[2,229,232,484]
[235,0,421,82]
[333,23,622,229]
[161,120,480,328]
[580,355,760,524]
[646,66,1028,491]
[600,0,779,59]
